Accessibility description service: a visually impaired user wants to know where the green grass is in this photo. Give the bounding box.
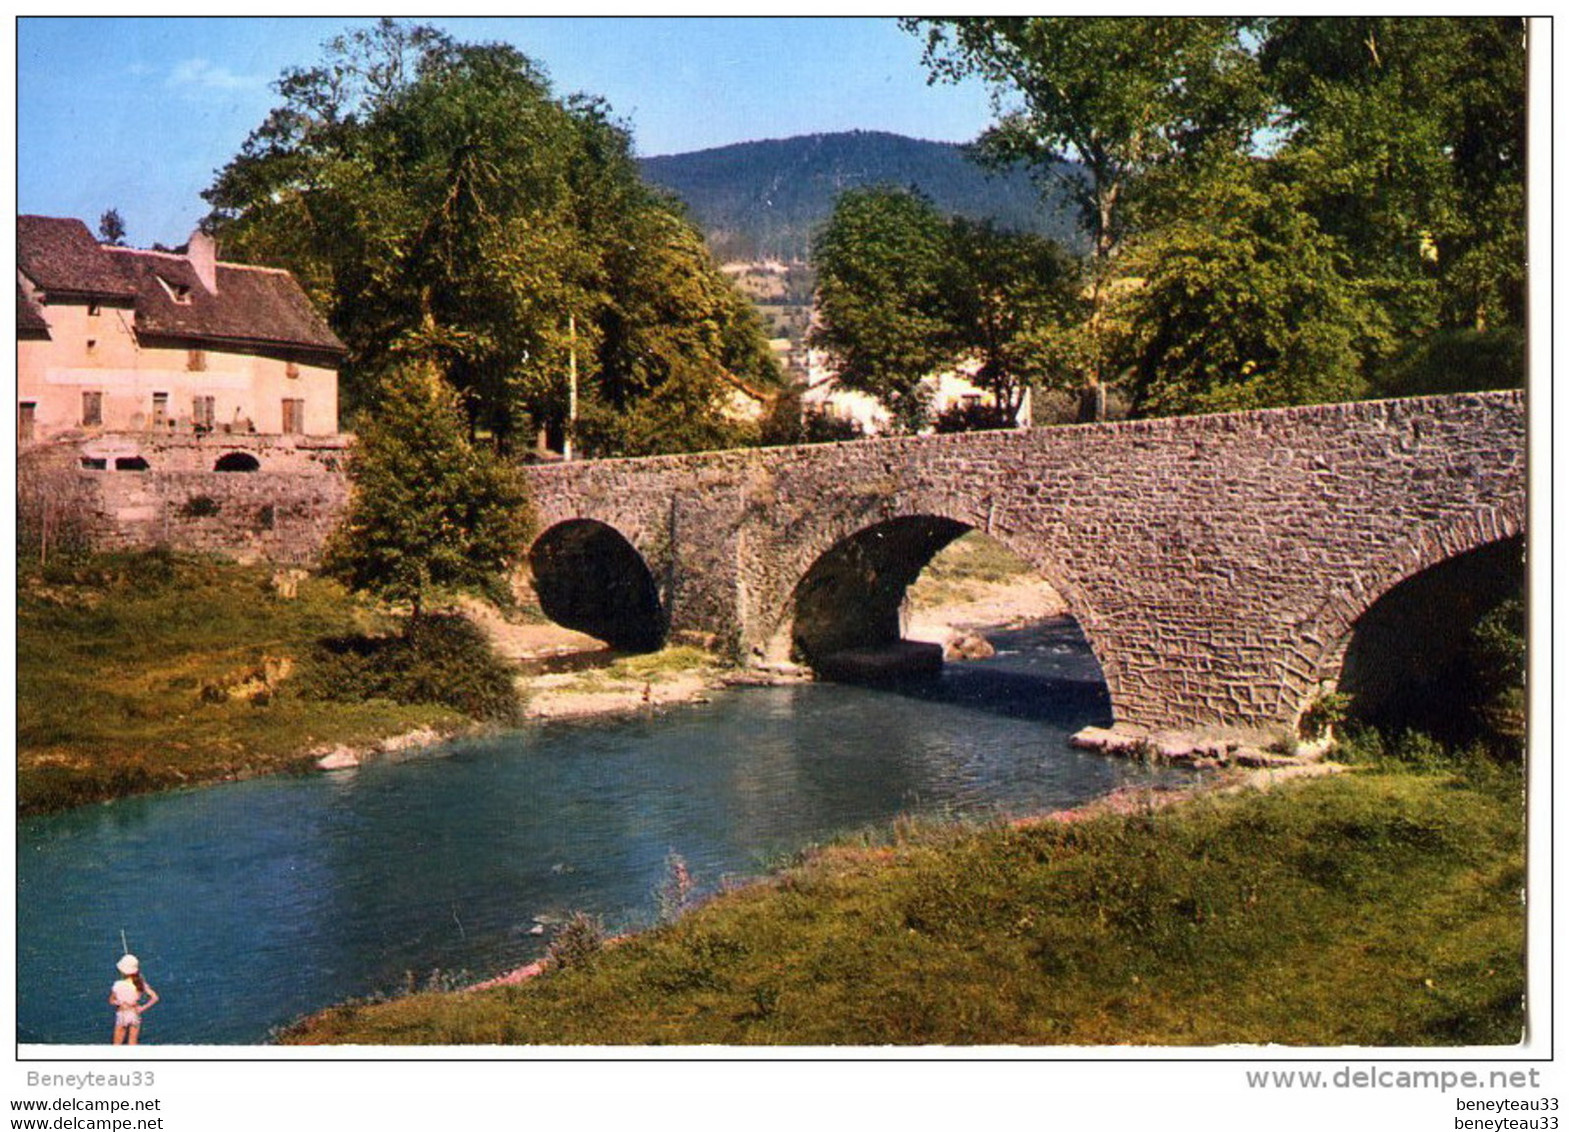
[909,531,1037,608]
[18,551,470,815]
[279,765,1525,1046]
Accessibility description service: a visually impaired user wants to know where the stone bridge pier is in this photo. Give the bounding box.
[521,392,1525,741]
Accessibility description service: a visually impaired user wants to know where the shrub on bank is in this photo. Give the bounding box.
[297,613,520,723]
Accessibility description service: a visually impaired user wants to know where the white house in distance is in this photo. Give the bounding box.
[17,215,345,448]
[800,348,1032,436]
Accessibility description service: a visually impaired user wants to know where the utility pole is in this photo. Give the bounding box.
[564,312,577,461]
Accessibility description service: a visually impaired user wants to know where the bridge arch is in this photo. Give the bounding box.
[764,509,1119,703]
[1287,503,1527,727]
[528,518,666,652]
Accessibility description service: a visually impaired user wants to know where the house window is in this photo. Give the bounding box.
[82,391,103,426]
[114,456,150,472]
[285,360,301,380]
[152,392,169,427]
[193,395,215,430]
[281,398,305,435]
[86,338,98,357]
[18,402,36,443]
[88,301,101,317]
[187,348,207,372]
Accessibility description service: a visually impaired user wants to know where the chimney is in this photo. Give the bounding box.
[188,229,218,294]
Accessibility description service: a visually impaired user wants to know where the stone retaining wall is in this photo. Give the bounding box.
[18,434,351,565]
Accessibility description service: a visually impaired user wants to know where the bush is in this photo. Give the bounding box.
[296,614,519,722]
[546,912,606,973]
[1372,328,1525,399]
[933,401,1015,433]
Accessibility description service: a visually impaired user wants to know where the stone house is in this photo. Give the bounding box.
[16,215,345,451]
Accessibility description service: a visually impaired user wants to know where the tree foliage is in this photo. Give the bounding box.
[321,361,532,620]
[906,17,1266,399]
[97,209,127,246]
[1261,18,1527,339]
[904,17,1528,418]
[204,19,779,453]
[1117,163,1381,415]
[810,187,953,432]
[810,186,1078,432]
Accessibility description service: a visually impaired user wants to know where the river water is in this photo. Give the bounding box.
[17,618,1193,1045]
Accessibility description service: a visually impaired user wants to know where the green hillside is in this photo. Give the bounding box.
[640,130,1084,262]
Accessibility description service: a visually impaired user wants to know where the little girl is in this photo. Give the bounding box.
[109,954,158,1045]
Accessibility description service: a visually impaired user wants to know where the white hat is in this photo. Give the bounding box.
[116,954,139,975]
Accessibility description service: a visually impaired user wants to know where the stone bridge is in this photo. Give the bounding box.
[521,392,1526,740]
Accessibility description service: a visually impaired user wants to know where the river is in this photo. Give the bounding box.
[17,617,1194,1045]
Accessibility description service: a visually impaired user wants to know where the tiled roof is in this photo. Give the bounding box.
[16,215,345,356]
[105,247,345,355]
[17,285,50,336]
[17,216,137,299]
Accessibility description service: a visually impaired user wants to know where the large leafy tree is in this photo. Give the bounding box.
[812,187,1080,433]
[908,16,1527,416]
[1118,162,1382,416]
[905,17,1267,410]
[1260,18,1527,371]
[939,217,1081,424]
[205,20,778,453]
[810,187,953,432]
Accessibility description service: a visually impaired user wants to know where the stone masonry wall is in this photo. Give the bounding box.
[524,391,1526,736]
[19,435,351,566]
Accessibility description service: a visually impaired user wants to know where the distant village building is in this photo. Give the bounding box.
[800,348,1032,437]
[17,215,344,449]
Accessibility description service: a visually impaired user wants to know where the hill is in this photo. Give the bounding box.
[639,130,1084,263]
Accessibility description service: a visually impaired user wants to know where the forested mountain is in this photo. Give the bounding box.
[640,130,1083,262]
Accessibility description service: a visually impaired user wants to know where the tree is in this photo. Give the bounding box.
[205,20,779,453]
[938,218,1081,424]
[1258,18,1527,395]
[565,103,783,456]
[811,187,1078,432]
[810,187,953,432]
[1117,163,1381,415]
[905,17,1267,410]
[97,209,127,246]
[906,17,1528,417]
[321,361,532,621]
[1261,18,1526,336]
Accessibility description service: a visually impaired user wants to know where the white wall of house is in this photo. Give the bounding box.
[800,350,1031,436]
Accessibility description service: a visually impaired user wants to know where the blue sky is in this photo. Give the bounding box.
[17,16,996,248]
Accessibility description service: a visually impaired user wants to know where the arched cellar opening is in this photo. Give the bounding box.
[1335,535,1525,747]
[784,517,1111,726]
[214,452,260,472]
[528,520,666,653]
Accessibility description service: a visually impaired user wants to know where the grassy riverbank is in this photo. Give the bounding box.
[17,551,469,815]
[17,534,1041,815]
[280,755,1525,1046]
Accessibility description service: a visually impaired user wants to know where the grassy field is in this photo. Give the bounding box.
[17,551,468,815]
[280,760,1525,1047]
[908,530,1039,609]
